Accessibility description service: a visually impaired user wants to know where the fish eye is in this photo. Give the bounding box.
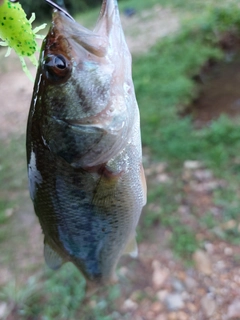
[43,54,71,82]
[55,56,66,69]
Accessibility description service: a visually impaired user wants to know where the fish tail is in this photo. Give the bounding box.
[85,274,118,297]
[85,280,101,297]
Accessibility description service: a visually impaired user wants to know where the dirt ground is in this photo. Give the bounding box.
[1,5,240,320]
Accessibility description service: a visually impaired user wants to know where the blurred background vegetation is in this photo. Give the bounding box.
[1,0,240,319]
[20,0,109,20]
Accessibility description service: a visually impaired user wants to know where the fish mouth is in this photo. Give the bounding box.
[51,10,108,58]
[45,0,128,59]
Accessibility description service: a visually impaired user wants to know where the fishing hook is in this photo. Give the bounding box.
[45,0,75,21]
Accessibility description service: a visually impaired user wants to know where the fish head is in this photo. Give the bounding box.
[33,0,136,167]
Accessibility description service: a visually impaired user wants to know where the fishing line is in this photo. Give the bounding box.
[8,0,74,21]
[45,0,75,21]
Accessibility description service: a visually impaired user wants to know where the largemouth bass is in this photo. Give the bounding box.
[26,0,146,292]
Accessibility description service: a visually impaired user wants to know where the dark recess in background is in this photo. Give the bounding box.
[20,0,105,21]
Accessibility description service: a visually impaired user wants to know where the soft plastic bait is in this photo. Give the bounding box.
[0,0,47,80]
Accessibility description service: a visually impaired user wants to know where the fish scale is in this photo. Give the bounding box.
[27,0,146,293]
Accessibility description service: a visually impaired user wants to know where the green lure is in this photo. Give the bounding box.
[0,0,47,80]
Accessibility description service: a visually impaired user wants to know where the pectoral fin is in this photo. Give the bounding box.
[123,235,138,258]
[44,240,64,270]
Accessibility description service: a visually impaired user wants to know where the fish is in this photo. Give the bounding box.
[26,0,146,293]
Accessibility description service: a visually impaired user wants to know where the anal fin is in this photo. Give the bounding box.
[140,164,147,206]
[44,239,63,270]
[123,235,138,258]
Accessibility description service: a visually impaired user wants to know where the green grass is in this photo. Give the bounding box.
[170,225,199,260]
[133,5,240,164]
[37,266,86,320]
[133,33,221,162]
[141,180,199,260]
[0,265,122,319]
[0,134,27,241]
[132,3,240,257]
[0,200,13,241]
[132,5,240,164]
[0,134,27,191]
[119,0,238,14]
